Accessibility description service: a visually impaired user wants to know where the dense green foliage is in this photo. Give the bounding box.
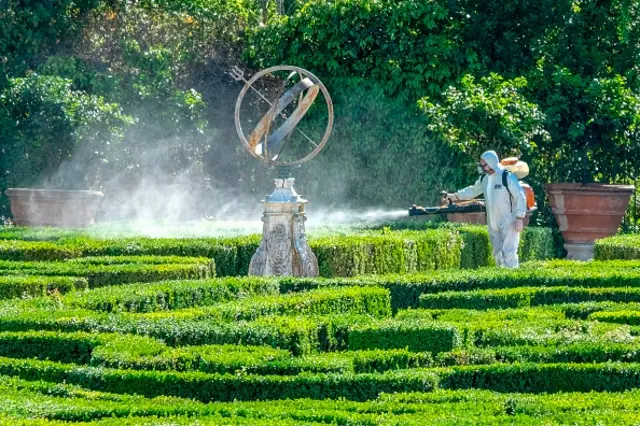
[1,0,637,220]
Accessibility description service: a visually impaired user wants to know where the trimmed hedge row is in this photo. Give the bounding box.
[8,302,630,356]
[559,301,640,320]
[437,342,640,366]
[2,356,640,400]
[59,261,640,316]
[0,236,258,276]
[0,226,555,277]
[281,264,640,311]
[0,356,439,402]
[466,320,627,348]
[5,377,640,426]
[0,376,481,425]
[5,329,640,376]
[0,275,87,300]
[419,286,640,310]
[0,239,79,261]
[394,309,631,348]
[0,330,436,375]
[440,362,640,393]
[137,286,391,322]
[0,416,320,426]
[397,306,567,323]
[64,255,213,265]
[67,277,280,313]
[312,230,465,277]
[595,234,640,260]
[348,320,462,354]
[0,331,103,364]
[0,258,215,287]
[589,310,640,325]
[0,305,373,355]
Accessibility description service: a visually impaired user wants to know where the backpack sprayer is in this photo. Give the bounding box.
[408,158,536,217]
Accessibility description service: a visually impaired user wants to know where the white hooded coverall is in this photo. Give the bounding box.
[455,151,527,268]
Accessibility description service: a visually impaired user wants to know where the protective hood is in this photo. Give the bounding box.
[481,150,502,172]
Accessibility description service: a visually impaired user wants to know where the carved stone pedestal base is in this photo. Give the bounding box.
[249,178,318,277]
[564,243,595,261]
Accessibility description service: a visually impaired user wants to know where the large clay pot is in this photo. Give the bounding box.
[446,212,532,226]
[5,188,103,228]
[447,212,487,225]
[544,183,634,260]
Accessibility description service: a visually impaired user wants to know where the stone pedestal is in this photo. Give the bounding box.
[249,178,319,277]
[563,243,595,261]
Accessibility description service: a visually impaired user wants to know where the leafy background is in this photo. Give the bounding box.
[0,0,639,228]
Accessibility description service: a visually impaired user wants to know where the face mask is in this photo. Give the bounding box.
[477,164,485,175]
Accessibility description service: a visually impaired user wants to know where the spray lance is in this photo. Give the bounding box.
[408,191,486,216]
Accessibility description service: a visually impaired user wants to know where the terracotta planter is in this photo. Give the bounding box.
[447,212,487,225]
[5,188,104,228]
[446,212,532,226]
[544,183,634,260]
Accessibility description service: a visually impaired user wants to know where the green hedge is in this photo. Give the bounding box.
[396,306,566,323]
[436,342,640,366]
[39,259,640,316]
[467,320,626,348]
[135,286,391,322]
[348,320,462,354]
[0,305,373,356]
[595,235,640,260]
[312,236,413,277]
[589,310,640,325]
[91,336,310,375]
[0,239,79,261]
[281,263,640,311]
[560,301,640,320]
[0,330,100,364]
[0,236,258,276]
[67,277,279,313]
[5,386,640,426]
[0,226,556,277]
[64,255,213,265]
[3,356,640,400]
[5,378,640,426]
[351,349,433,373]
[518,227,556,262]
[420,287,532,310]
[0,330,440,376]
[0,258,214,287]
[451,225,554,268]
[0,275,87,300]
[0,356,439,402]
[1,416,317,426]
[492,342,640,364]
[458,226,492,268]
[440,363,640,393]
[395,308,630,348]
[419,286,640,310]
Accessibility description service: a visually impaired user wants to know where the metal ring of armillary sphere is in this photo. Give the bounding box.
[232,65,334,167]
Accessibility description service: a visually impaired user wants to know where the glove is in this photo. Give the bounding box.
[515,218,524,232]
[446,193,458,202]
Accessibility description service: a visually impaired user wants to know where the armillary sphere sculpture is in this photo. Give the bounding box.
[230,65,334,277]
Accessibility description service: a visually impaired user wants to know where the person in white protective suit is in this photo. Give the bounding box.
[446,150,527,268]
